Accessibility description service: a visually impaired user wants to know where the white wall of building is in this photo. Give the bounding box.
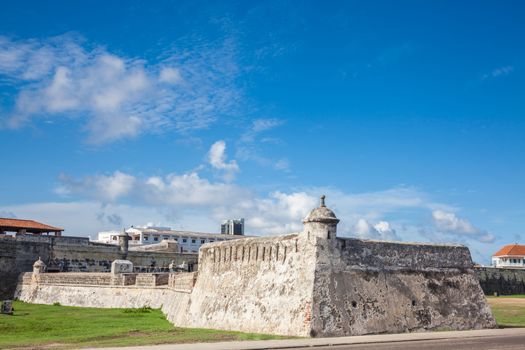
[492,256,525,268]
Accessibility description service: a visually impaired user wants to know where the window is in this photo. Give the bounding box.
[201,240,205,244]
[112,236,117,240]
[182,238,187,243]
[209,240,214,243]
[191,239,196,244]
[144,236,149,241]
[154,237,159,241]
[163,235,169,240]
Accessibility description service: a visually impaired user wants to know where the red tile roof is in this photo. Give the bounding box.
[492,244,525,257]
[0,218,63,232]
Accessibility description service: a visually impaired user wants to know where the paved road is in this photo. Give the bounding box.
[85,328,525,350]
[293,333,525,350]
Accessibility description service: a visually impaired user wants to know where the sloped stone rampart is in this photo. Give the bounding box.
[310,237,495,336]
[15,233,496,337]
[175,234,317,336]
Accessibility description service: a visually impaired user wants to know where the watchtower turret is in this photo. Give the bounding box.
[303,195,339,240]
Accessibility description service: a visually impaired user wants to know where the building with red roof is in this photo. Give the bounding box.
[491,243,525,268]
[0,218,63,236]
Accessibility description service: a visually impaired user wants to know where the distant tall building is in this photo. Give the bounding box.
[221,219,245,235]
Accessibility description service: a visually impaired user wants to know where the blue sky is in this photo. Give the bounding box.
[0,1,524,263]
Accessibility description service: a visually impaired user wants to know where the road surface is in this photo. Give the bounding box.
[294,332,525,349]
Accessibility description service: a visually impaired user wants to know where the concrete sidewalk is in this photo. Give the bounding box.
[84,328,525,350]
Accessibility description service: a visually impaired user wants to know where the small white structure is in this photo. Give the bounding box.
[111,260,133,274]
[491,243,525,268]
[95,230,121,244]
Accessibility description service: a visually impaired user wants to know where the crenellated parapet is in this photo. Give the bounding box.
[198,234,302,272]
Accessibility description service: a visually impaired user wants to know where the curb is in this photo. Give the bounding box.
[81,328,525,350]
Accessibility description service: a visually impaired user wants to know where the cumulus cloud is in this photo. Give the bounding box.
[207,140,239,180]
[56,171,136,202]
[57,170,250,207]
[46,148,493,247]
[432,210,495,243]
[53,168,447,240]
[0,34,242,143]
[215,191,318,235]
[353,219,399,241]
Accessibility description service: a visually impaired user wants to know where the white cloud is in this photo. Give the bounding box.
[0,34,242,143]
[159,67,183,84]
[482,65,514,80]
[208,140,239,171]
[54,169,457,239]
[57,170,250,207]
[353,219,399,241]
[432,210,495,243]
[221,191,318,235]
[45,157,494,249]
[208,140,239,180]
[240,118,284,143]
[56,171,136,202]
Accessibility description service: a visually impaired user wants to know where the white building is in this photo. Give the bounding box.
[491,243,525,268]
[96,230,122,244]
[96,225,246,253]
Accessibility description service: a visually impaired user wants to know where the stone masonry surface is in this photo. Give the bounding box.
[476,267,525,295]
[0,234,197,299]
[14,198,497,337]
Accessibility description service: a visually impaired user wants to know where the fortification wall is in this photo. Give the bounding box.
[476,267,525,295]
[15,271,193,309]
[174,233,317,336]
[0,236,52,299]
[310,237,496,336]
[13,232,496,337]
[0,235,197,299]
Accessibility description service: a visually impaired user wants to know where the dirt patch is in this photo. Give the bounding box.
[488,298,525,306]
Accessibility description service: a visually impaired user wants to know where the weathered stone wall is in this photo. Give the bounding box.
[31,272,113,286]
[176,233,317,336]
[476,267,525,295]
[168,272,197,292]
[135,273,169,287]
[14,232,496,337]
[0,235,52,299]
[0,234,197,299]
[16,282,186,309]
[310,237,495,336]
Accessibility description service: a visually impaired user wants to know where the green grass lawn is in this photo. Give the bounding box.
[487,295,525,328]
[0,301,284,349]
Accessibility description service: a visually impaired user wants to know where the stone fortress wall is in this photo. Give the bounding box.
[476,266,525,295]
[14,197,497,337]
[310,237,494,336]
[0,234,197,299]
